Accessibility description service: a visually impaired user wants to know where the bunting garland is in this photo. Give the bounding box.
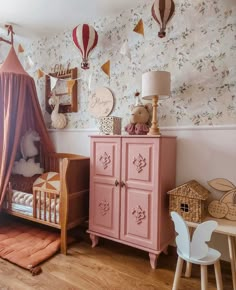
[37,69,44,79]
[120,40,131,60]
[18,44,24,53]
[67,79,76,94]
[27,56,34,67]
[36,68,75,94]
[133,19,144,36]
[50,77,58,91]
[3,14,150,84]
[101,60,110,78]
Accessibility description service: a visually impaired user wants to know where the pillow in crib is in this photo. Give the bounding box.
[12,158,44,177]
[33,172,60,192]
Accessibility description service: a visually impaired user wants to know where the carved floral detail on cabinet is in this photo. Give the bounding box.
[99,152,111,169]
[99,200,110,216]
[133,154,147,173]
[132,205,146,224]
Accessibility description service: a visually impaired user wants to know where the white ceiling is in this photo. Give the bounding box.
[0,0,144,39]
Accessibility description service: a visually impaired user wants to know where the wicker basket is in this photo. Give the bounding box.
[168,180,210,223]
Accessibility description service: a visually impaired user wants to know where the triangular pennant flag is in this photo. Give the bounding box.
[67,79,75,94]
[18,44,24,53]
[133,19,144,36]
[50,76,58,91]
[24,62,31,71]
[120,40,131,60]
[101,60,110,78]
[88,72,93,91]
[27,56,34,67]
[37,69,44,79]
[25,56,34,71]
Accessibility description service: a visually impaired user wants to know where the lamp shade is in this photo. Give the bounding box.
[142,71,170,100]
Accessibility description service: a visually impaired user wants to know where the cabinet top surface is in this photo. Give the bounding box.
[90,134,176,139]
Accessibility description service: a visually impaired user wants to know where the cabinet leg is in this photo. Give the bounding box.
[149,253,160,269]
[90,234,99,248]
[163,245,168,255]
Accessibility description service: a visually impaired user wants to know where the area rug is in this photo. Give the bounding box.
[0,218,61,275]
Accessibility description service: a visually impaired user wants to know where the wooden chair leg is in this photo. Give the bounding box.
[185,262,192,278]
[214,260,223,290]
[185,227,193,278]
[200,265,208,290]
[172,256,184,290]
[228,235,236,290]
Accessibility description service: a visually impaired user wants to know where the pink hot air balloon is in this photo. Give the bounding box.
[151,0,175,38]
[72,24,98,70]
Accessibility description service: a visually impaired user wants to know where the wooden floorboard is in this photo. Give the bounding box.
[0,235,233,290]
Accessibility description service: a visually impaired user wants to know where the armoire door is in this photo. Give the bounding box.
[120,137,159,249]
[89,137,121,238]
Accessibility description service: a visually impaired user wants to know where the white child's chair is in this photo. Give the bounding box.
[171,211,223,290]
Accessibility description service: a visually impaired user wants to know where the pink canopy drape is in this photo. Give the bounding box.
[0,47,55,206]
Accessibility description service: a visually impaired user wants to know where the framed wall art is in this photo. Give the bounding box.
[45,66,78,113]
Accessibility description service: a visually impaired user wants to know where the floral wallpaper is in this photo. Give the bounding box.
[4,0,236,129]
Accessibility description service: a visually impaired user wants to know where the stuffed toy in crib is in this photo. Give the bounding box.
[12,130,44,177]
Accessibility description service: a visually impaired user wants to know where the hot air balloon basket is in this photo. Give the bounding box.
[99,116,122,135]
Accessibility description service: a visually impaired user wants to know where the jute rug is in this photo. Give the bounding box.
[0,217,61,275]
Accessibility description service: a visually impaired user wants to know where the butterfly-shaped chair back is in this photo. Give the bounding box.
[171,211,218,260]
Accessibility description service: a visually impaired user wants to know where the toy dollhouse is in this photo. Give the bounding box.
[168,180,210,223]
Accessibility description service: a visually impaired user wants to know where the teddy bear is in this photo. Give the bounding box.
[125,103,152,135]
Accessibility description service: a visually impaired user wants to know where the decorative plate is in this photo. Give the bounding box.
[88,87,114,118]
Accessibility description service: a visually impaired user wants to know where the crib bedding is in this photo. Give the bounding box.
[5,190,60,223]
[9,174,41,193]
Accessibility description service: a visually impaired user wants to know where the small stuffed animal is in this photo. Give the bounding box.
[125,103,152,135]
[20,129,40,159]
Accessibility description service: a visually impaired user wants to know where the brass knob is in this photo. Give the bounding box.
[121,181,126,188]
[114,180,119,187]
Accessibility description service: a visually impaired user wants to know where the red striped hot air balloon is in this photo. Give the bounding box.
[151,0,175,38]
[72,24,98,70]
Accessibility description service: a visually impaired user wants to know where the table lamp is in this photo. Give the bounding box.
[142,71,170,135]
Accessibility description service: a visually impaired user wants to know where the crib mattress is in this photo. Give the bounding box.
[5,190,60,224]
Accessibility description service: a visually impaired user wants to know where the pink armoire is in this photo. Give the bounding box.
[88,135,176,268]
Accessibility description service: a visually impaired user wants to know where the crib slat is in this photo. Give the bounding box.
[44,191,46,221]
[8,183,13,210]
[33,190,37,218]
[39,191,42,220]
[54,193,57,224]
[49,195,52,223]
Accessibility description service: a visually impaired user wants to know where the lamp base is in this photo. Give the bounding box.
[147,95,161,136]
[147,127,161,136]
